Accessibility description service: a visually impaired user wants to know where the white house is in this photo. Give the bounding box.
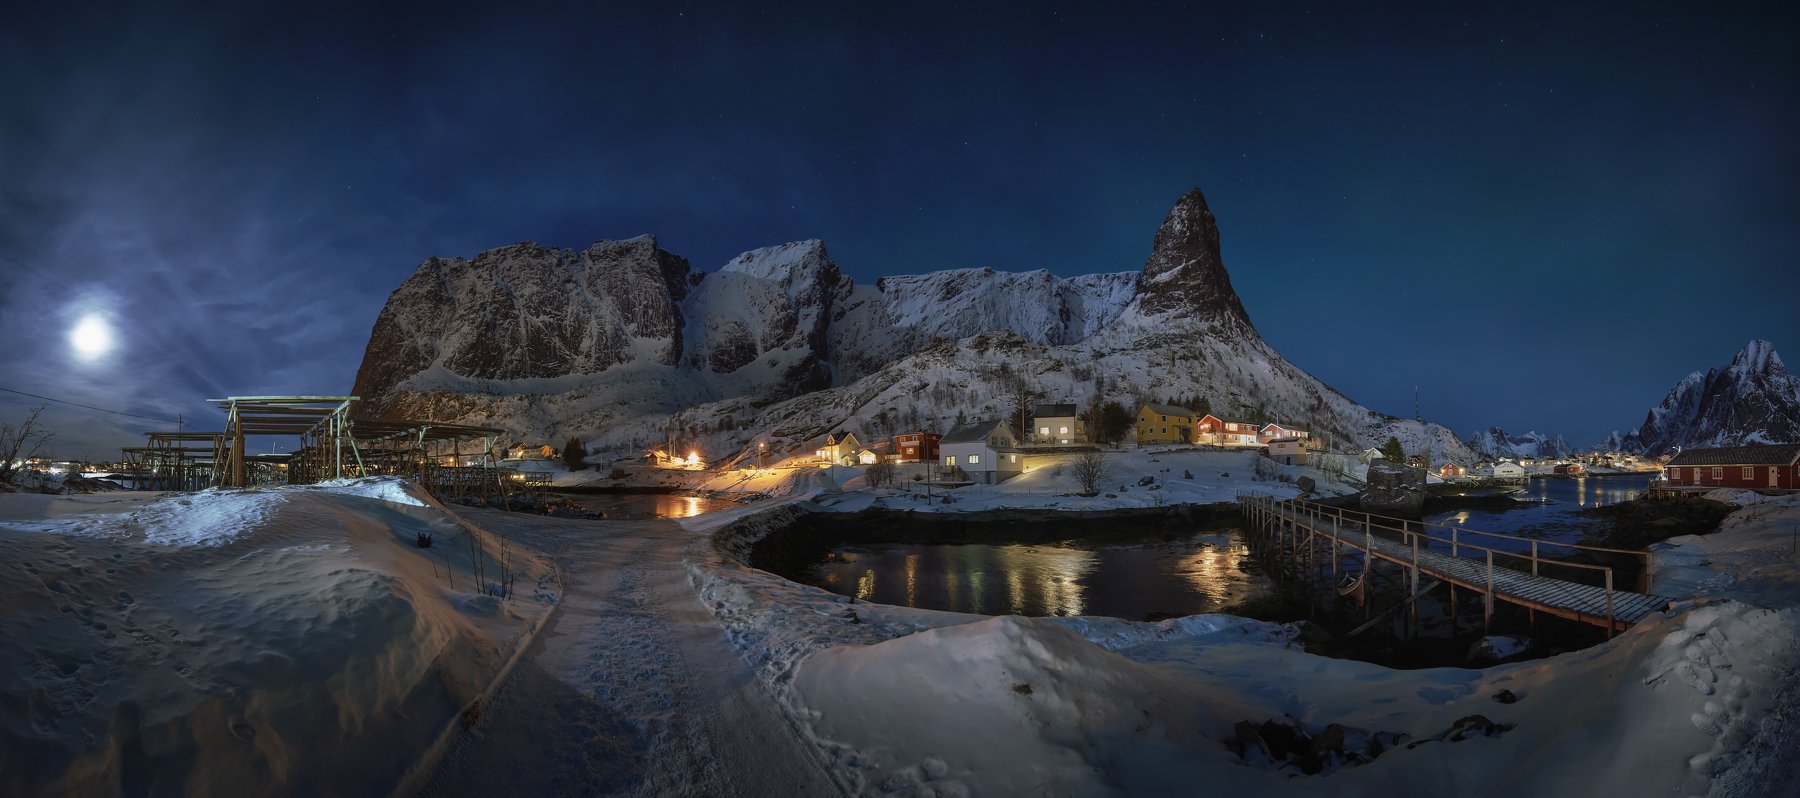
[941,419,1023,484]
[814,432,862,466]
[1031,403,1083,444]
[1492,460,1526,480]
[1360,447,1385,464]
[1266,437,1306,466]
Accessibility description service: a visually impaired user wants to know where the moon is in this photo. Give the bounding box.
[70,314,114,360]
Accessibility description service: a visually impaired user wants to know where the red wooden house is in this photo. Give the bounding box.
[1195,415,1261,447]
[1665,444,1800,490]
[893,432,942,463]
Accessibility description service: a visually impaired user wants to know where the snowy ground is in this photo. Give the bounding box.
[688,488,1800,796]
[0,478,557,796]
[5,471,1796,796]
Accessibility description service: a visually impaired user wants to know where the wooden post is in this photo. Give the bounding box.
[1604,569,1616,640]
[1484,550,1495,633]
[1409,531,1420,640]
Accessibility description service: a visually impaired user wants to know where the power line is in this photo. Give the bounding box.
[0,386,180,423]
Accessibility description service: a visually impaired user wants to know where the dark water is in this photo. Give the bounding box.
[804,533,1275,620]
[560,492,738,519]
[1423,473,1656,552]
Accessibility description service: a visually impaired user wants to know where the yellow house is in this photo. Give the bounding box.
[1135,403,1197,444]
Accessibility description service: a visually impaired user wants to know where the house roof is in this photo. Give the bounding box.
[1033,403,1078,418]
[943,419,1008,443]
[1666,444,1800,467]
[1141,403,1194,417]
[1262,422,1308,433]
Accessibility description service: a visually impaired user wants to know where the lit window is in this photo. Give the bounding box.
[1039,426,1049,435]
[969,454,981,464]
[1009,454,1017,463]
[945,455,956,466]
[1059,426,1068,434]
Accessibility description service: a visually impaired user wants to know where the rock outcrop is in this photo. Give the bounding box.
[349,188,1476,466]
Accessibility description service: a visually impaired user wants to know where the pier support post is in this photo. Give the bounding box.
[1484,551,1495,634]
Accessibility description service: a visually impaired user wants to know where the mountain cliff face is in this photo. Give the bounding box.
[350,188,1475,465]
[1465,427,1572,461]
[1610,340,1800,455]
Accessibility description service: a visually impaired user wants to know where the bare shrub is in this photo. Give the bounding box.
[1071,451,1107,496]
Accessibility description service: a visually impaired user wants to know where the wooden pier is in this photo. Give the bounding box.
[1237,493,1675,636]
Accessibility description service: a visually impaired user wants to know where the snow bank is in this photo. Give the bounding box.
[0,478,558,796]
[691,498,1800,796]
[1704,488,1765,506]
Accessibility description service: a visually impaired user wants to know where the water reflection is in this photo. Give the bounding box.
[1424,473,1655,549]
[560,492,735,519]
[807,534,1268,620]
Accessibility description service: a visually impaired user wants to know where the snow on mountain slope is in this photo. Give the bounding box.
[1613,340,1800,455]
[1465,427,1573,461]
[351,188,1476,466]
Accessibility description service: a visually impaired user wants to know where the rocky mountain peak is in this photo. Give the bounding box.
[1614,339,1800,455]
[1729,339,1783,378]
[1134,188,1252,328]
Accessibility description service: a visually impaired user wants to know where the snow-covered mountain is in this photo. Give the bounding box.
[1464,428,1573,461]
[351,189,1477,465]
[1606,340,1800,455]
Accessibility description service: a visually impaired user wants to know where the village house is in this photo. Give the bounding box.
[1030,403,1083,444]
[893,431,941,463]
[1195,414,1262,447]
[814,432,862,466]
[1439,463,1468,478]
[1665,444,1800,490]
[1257,423,1310,445]
[1491,460,1526,480]
[1359,447,1385,463]
[1553,462,1584,476]
[509,443,557,459]
[854,440,893,465]
[1136,403,1198,445]
[940,419,1023,484]
[1265,437,1306,466]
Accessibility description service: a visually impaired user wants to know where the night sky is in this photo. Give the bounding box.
[3,2,1796,459]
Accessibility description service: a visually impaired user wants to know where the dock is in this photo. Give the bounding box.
[1237,493,1675,635]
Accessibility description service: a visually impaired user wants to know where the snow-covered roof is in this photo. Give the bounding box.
[943,419,1008,443]
[1666,444,1800,466]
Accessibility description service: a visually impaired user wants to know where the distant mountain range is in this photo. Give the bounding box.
[1464,428,1574,461]
[1603,340,1800,455]
[349,188,1487,466]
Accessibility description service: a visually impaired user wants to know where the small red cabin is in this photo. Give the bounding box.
[893,432,942,463]
[1665,444,1800,490]
[1553,463,1584,475]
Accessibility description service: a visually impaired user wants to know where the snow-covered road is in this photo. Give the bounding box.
[417,510,839,798]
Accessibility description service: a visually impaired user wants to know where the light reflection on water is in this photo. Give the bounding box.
[560,493,735,519]
[1425,474,1655,550]
[808,534,1269,620]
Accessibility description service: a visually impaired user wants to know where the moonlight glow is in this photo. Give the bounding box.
[70,315,113,360]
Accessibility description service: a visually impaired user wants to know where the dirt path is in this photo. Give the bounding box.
[417,511,838,797]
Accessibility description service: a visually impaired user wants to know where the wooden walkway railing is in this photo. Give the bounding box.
[1237,493,1675,635]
